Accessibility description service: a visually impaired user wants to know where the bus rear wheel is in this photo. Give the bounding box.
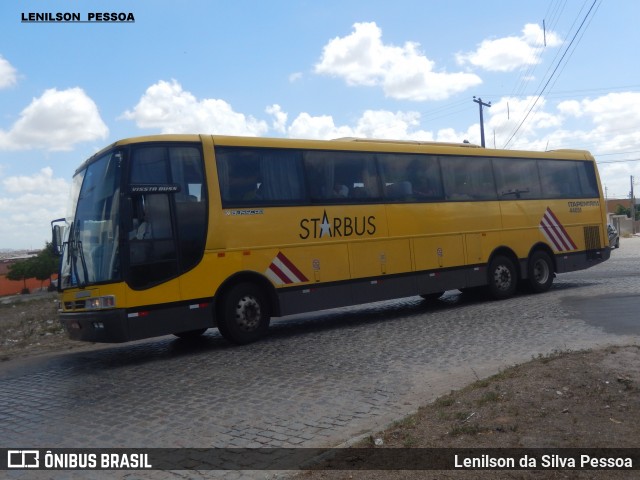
[218,282,271,345]
[527,250,554,293]
[487,255,517,299]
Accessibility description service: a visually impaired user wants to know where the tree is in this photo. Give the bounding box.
[5,243,59,294]
[614,204,630,217]
[31,244,59,289]
[614,203,640,220]
[6,259,34,294]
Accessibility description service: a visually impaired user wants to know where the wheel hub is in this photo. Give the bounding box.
[235,296,261,331]
[494,265,512,291]
[533,259,550,284]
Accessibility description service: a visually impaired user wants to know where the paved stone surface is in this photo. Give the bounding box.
[1,238,639,479]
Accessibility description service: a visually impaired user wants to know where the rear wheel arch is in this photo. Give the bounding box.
[487,247,520,278]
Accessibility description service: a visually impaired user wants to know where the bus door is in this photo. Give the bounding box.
[125,144,208,302]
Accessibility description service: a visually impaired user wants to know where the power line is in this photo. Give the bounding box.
[503,0,600,148]
[543,0,603,101]
[510,0,567,100]
[473,84,640,100]
[597,158,640,164]
[595,150,640,157]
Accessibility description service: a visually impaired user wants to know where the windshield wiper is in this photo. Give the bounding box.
[501,188,530,199]
[69,223,89,288]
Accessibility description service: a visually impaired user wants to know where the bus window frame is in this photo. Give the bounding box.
[215,146,601,210]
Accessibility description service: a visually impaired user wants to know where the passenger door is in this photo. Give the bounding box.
[125,144,208,293]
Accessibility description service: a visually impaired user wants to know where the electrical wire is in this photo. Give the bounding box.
[502,0,600,149]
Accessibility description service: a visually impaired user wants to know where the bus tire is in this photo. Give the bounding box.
[173,328,207,340]
[487,255,517,300]
[527,250,554,293]
[218,282,271,345]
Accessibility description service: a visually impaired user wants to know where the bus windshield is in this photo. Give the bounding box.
[60,150,122,288]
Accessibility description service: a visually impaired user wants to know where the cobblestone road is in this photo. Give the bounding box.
[2,238,639,479]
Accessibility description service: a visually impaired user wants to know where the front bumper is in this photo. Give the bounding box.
[60,301,215,343]
[60,309,132,342]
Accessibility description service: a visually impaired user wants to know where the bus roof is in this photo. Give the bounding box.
[331,137,482,148]
[76,134,595,174]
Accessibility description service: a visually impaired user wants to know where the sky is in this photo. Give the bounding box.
[1,0,639,249]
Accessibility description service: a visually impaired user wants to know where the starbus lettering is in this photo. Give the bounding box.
[299,210,376,239]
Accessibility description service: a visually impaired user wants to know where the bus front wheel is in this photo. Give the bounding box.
[218,283,271,345]
[487,255,517,299]
[527,250,554,293]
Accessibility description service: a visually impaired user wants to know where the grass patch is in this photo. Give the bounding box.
[477,390,501,406]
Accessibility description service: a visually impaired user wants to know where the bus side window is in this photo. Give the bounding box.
[539,160,582,198]
[304,151,381,203]
[379,153,442,201]
[216,147,305,205]
[441,157,496,201]
[577,161,599,198]
[493,158,541,199]
[304,153,337,201]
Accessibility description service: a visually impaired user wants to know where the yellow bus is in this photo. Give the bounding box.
[52,134,610,344]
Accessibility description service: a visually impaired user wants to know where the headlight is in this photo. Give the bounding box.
[85,296,116,309]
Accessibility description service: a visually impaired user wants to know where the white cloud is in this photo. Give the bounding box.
[0,88,108,151]
[0,167,69,249]
[0,55,18,89]
[287,109,435,141]
[288,113,354,140]
[557,99,583,118]
[3,166,68,194]
[457,23,562,72]
[122,79,268,136]
[353,110,433,140]
[577,92,640,127]
[315,22,481,101]
[486,96,562,147]
[557,92,640,155]
[266,104,288,134]
[289,72,303,83]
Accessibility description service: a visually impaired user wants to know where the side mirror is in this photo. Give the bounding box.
[51,218,66,255]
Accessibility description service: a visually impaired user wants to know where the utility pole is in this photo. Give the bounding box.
[473,97,491,147]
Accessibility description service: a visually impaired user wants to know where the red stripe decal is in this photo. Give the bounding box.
[276,251,309,282]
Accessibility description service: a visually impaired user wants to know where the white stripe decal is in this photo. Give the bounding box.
[264,252,309,285]
[272,257,301,283]
[265,268,284,285]
[539,208,576,252]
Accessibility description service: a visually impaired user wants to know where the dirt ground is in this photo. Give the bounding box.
[1,294,639,479]
[300,345,640,479]
[0,292,94,362]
